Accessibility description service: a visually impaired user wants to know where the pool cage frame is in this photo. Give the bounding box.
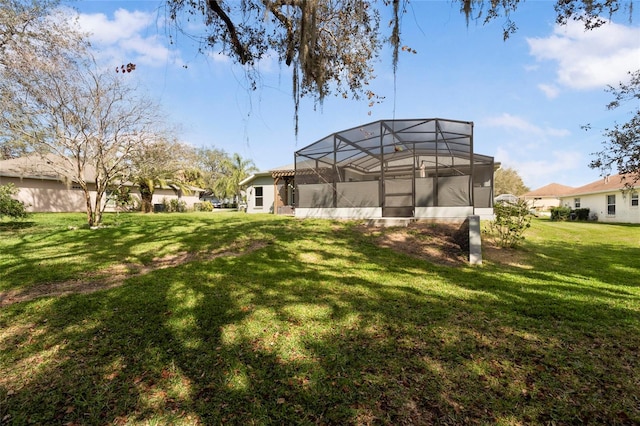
[294,118,494,219]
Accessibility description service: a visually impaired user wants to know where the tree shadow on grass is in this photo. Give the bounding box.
[0,220,36,231]
[1,218,639,424]
[0,213,292,293]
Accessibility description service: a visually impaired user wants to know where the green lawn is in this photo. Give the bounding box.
[1,213,639,425]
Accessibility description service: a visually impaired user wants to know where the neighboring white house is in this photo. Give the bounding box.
[240,164,295,215]
[522,183,576,213]
[0,155,203,213]
[558,174,640,223]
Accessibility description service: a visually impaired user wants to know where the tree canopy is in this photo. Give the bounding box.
[196,149,257,201]
[494,167,530,196]
[589,70,640,184]
[167,0,633,130]
[130,138,199,213]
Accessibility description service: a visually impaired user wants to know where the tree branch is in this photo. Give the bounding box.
[205,0,252,64]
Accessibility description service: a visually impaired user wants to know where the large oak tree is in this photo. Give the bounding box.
[167,0,631,117]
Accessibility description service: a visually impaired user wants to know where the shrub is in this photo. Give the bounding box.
[489,199,531,248]
[162,198,188,213]
[550,206,572,221]
[550,206,590,221]
[0,184,28,219]
[573,208,590,221]
[198,201,213,212]
[108,186,134,211]
[161,197,170,212]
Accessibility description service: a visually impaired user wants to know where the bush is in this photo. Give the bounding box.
[109,186,135,211]
[0,184,28,219]
[489,199,531,248]
[550,206,590,221]
[573,208,590,221]
[550,206,572,221]
[194,201,213,212]
[161,198,187,213]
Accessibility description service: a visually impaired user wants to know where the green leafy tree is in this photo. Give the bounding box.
[0,183,27,219]
[488,198,531,248]
[196,147,231,196]
[494,167,530,196]
[214,153,258,203]
[590,70,640,184]
[107,186,134,212]
[129,138,198,213]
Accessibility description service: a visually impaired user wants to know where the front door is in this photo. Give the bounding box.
[383,178,413,217]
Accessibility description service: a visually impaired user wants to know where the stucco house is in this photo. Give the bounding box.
[240,164,296,215]
[558,174,640,223]
[522,183,576,213]
[0,155,202,213]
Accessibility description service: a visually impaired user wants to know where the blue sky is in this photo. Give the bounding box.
[63,0,640,189]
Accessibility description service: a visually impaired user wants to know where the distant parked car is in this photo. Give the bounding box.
[212,200,222,208]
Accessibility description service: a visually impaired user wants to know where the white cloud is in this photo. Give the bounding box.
[208,51,232,64]
[78,9,153,44]
[527,20,640,90]
[538,83,559,99]
[120,35,176,66]
[495,147,584,187]
[254,50,279,74]
[484,113,570,138]
[75,9,181,68]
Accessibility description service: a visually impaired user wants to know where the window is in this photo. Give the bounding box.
[607,194,616,215]
[574,198,581,208]
[255,186,263,207]
[632,192,639,207]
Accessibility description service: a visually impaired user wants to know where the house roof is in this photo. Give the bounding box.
[562,174,639,197]
[239,163,299,186]
[0,154,99,182]
[0,154,203,192]
[522,183,575,198]
[270,163,296,178]
[239,171,270,187]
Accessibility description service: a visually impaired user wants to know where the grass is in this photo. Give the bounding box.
[1,212,639,425]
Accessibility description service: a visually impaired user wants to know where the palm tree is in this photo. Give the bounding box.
[130,138,196,212]
[215,153,257,204]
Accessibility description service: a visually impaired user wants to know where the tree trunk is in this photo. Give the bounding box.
[93,192,103,226]
[82,189,96,226]
[140,182,154,213]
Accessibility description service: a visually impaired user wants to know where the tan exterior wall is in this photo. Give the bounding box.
[2,176,87,212]
[150,189,202,210]
[523,196,561,211]
[2,176,201,213]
